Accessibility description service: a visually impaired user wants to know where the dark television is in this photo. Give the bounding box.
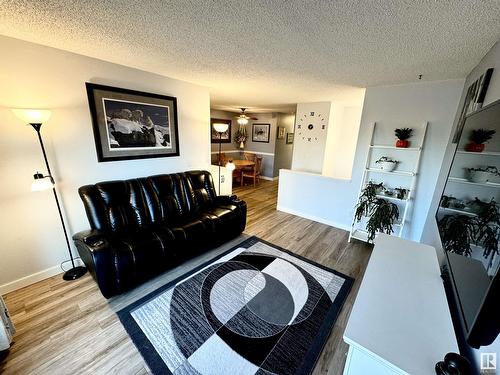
[436,98,499,349]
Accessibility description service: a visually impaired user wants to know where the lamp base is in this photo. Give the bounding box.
[63,266,87,281]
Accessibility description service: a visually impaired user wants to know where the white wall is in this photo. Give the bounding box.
[322,104,363,179]
[291,102,332,173]
[278,79,464,241]
[273,113,296,177]
[0,36,211,293]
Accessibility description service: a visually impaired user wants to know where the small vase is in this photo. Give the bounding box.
[239,141,245,149]
[396,139,409,148]
[465,143,485,152]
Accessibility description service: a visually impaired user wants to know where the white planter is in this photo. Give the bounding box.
[379,161,397,172]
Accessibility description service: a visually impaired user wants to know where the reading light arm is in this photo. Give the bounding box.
[31,123,53,178]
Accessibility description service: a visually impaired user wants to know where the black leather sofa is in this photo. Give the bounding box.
[72,170,247,298]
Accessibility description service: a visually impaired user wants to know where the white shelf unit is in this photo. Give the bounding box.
[349,121,428,243]
[447,177,500,188]
[455,150,500,156]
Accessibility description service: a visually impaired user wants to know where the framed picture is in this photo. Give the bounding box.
[453,68,494,143]
[86,83,179,162]
[277,126,286,139]
[211,118,232,143]
[286,132,294,144]
[252,123,270,143]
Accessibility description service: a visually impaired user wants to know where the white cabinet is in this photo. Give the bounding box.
[343,234,458,375]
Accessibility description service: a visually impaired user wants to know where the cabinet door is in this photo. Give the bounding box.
[344,346,403,375]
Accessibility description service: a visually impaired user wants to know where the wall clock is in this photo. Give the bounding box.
[296,111,327,143]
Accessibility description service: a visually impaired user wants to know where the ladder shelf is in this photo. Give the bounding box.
[349,121,428,243]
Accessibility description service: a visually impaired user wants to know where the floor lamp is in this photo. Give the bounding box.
[12,109,87,281]
[213,123,235,195]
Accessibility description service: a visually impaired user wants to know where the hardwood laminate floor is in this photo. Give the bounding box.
[1,180,372,374]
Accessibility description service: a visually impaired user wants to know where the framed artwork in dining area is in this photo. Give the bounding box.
[86,83,180,162]
[210,118,232,143]
[252,123,271,143]
[277,126,286,139]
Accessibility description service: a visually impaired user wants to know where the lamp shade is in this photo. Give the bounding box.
[31,173,54,192]
[12,109,51,124]
[213,123,229,133]
[237,117,248,125]
[225,161,236,171]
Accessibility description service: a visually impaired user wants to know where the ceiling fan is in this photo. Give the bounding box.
[235,108,257,125]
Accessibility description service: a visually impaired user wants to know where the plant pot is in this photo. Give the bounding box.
[468,170,491,183]
[396,139,409,148]
[465,142,485,152]
[239,141,245,149]
[379,161,397,172]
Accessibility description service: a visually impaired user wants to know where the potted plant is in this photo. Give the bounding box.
[355,182,400,242]
[438,198,499,258]
[440,195,456,208]
[395,187,409,200]
[474,198,499,258]
[466,166,499,184]
[395,128,413,148]
[438,214,476,257]
[234,128,247,149]
[466,129,496,152]
[375,156,399,172]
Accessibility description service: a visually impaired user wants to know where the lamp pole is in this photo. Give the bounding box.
[31,123,87,281]
[218,130,222,195]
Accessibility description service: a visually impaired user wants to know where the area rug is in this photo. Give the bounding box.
[118,236,353,375]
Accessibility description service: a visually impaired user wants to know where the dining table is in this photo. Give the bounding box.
[231,159,255,169]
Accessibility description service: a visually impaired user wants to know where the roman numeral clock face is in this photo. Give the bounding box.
[297,112,326,143]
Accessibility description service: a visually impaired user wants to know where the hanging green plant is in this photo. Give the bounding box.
[365,199,400,242]
[355,182,400,242]
[438,215,477,257]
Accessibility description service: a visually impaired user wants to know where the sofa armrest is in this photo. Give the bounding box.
[73,229,108,247]
[215,195,244,207]
[72,229,117,298]
[215,195,247,232]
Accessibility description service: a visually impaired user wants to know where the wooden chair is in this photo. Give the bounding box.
[218,153,227,166]
[241,156,263,187]
[244,152,256,162]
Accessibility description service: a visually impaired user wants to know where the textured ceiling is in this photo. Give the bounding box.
[1,1,499,111]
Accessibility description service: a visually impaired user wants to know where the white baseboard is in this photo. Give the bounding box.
[0,259,85,295]
[276,205,350,232]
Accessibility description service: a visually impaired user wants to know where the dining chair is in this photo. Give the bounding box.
[241,156,263,187]
[218,152,227,166]
[243,152,256,161]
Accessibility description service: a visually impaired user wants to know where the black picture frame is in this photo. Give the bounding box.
[286,132,294,144]
[210,118,232,143]
[86,82,180,162]
[452,68,493,143]
[252,123,270,143]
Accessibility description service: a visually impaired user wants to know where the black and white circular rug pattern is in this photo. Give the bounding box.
[118,237,353,375]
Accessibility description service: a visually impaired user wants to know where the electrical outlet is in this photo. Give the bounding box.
[221,175,225,183]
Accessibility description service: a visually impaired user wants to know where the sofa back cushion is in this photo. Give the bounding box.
[140,173,188,224]
[184,170,217,213]
[78,179,149,232]
[78,170,218,231]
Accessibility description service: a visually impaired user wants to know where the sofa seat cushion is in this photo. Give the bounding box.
[107,230,171,291]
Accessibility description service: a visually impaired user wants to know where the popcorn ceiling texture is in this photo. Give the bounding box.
[0,0,499,109]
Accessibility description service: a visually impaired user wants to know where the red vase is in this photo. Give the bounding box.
[396,139,409,148]
[465,143,485,152]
